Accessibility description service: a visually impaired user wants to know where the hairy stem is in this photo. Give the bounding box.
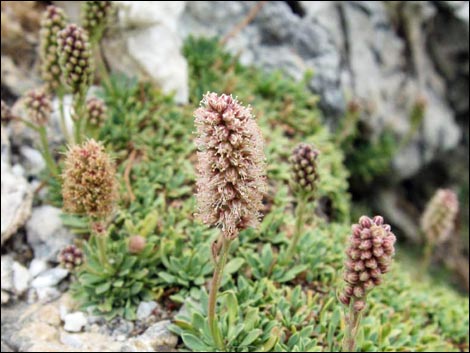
[96,233,109,270]
[96,42,112,90]
[342,300,363,352]
[38,125,59,177]
[57,89,71,144]
[208,237,231,350]
[421,241,434,273]
[73,93,86,144]
[285,198,307,263]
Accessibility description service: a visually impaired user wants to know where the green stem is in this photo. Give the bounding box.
[342,300,363,352]
[421,241,434,273]
[73,93,86,144]
[208,237,231,351]
[96,42,112,90]
[96,234,109,270]
[58,90,71,144]
[38,126,59,177]
[285,198,307,263]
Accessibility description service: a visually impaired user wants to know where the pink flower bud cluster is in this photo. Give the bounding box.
[24,89,52,126]
[62,139,118,219]
[57,24,93,94]
[290,143,320,200]
[339,215,396,311]
[420,189,459,244]
[86,97,107,126]
[58,245,83,270]
[39,5,68,92]
[194,92,266,239]
[82,1,114,42]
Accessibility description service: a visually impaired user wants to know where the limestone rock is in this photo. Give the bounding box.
[31,267,69,289]
[1,161,33,246]
[180,1,344,116]
[124,320,177,351]
[63,312,87,333]
[26,206,74,261]
[12,261,30,295]
[103,1,189,103]
[136,301,158,320]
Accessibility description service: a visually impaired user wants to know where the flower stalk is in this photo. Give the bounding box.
[208,238,231,350]
[285,143,319,263]
[38,125,59,177]
[24,89,58,176]
[194,92,266,349]
[339,215,396,352]
[342,299,364,352]
[285,196,307,263]
[57,24,94,144]
[420,189,459,270]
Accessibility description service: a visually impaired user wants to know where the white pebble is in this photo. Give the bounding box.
[64,312,87,332]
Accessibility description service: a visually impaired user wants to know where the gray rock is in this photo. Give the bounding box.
[136,301,158,320]
[375,189,422,243]
[63,312,87,332]
[0,55,38,98]
[1,126,10,165]
[1,290,10,304]
[103,2,189,103]
[427,1,469,116]
[60,332,84,348]
[302,1,462,178]
[30,267,69,289]
[180,1,345,116]
[125,320,177,351]
[36,286,62,303]
[19,146,45,176]
[1,162,33,246]
[1,340,13,352]
[12,261,30,295]
[1,256,31,299]
[181,1,465,180]
[26,206,74,261]
[109,317,134,337]
[455,2,469,24]
[28,258,49,278]
[1,255,14,292]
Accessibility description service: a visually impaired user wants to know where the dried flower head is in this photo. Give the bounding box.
[194,92,266,239]
[24,89,52,126]
[1,100,13,124]
[82,1,114,43]
[58,245,84,270]
[86,97,107,126]
[62,139,118,219]
[58,24,93,95]
[91,221,107,236]
[128,235,146,254]
[339,215,396,311]
[420,189,459,244]
[290,143,320,200]
[39,5,68,92]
